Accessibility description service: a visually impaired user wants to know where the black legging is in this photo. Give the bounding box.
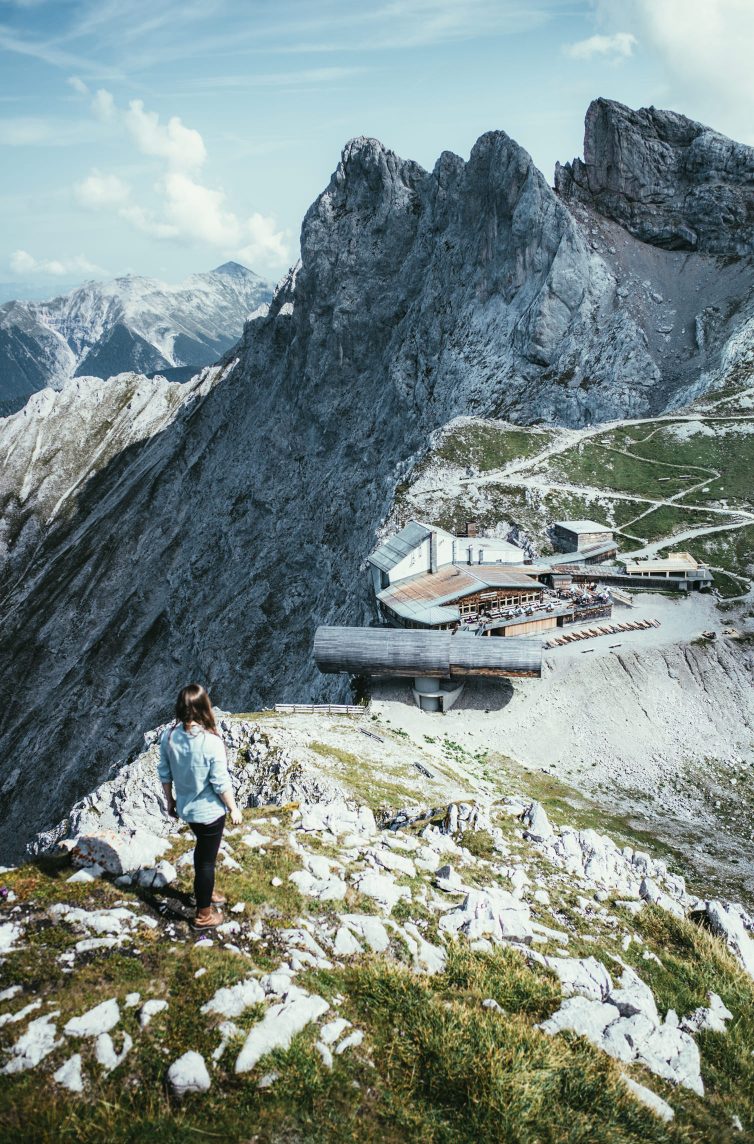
[189,814,225,909]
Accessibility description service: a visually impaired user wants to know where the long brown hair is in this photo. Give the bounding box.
[175,683,219,736]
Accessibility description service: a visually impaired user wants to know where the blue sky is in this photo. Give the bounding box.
[0,0,751,297]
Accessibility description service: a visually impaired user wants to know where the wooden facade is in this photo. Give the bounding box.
[494,615,557,637]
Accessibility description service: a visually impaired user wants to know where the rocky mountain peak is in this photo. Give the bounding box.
[211,260,257,280]
[555,96,754,254]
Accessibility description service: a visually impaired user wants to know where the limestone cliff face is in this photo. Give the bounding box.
[2,109,754,858]
[555,98,754,255]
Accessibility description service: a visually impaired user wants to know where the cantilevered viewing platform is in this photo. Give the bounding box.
[314,625,541,712]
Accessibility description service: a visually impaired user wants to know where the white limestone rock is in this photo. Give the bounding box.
[681,991,734,1035]
[241,829,270,849]
[403,921,447,974]
[439,887,533,945]
[200,979,265,1019]
[70,830,169,876]
[704,901,754,979]
[64,998,120,1038]
[136,860,176,889]
[235,993,330,1074]
[167,1050,212,1096]
[67,864,105,883]
[53,1053,85,1093]
[333,926,363,956]
[320,1018,351,1045]
[95,1030,133,1073]
[289,869,347,901]
[608,967,659,1023]
[0,922,23,953]
[299,802,376,838]
[340,914,390,952]
[335,1029,364,1054]
[523,802,554,842]
[2,1013,61,1074]
[621,1075,674,1123]
[368,847,416,878]
[539,996,619,1041]
[352,871,410,913]
[0,1000,42,1028]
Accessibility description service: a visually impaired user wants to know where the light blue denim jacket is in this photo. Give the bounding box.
[158,724,231,824]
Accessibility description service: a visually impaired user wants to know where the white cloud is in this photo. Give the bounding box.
[0,116,99,146]
[10,250,105,277]
[67,75,89,96]
[564,32,637,60]
[92,88,116,121]
[123,99,205,171]
[594,0,754,141]
[75,171,131,209]
[72,89,289,270]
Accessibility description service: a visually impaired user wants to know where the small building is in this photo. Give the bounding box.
[622,552,713,588]
[368,519,525,595]
[552,520,614,554]
[539,538,618,568]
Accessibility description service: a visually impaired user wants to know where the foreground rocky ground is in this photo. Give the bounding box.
[1,713,753,1142]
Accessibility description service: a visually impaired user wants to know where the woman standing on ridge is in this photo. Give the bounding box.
[158,682,242,930]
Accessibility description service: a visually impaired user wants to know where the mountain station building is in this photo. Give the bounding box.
[368,520,612,638]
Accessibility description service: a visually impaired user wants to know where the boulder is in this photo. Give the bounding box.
[70,830,169,876]
[235,994,329,1074]
[621,1076,674,1123]
[439,887,533,945]
[523,801,554,842]
[52,1053,85,1093]
[167,1050,211,1096]
[64,999,120,1038]
[703,901,754,979]
[200,979,265,1019]
[538,996,620,1041]
[544,956,612,1002]
[136,860,177,889]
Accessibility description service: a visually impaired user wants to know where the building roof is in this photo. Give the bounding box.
[314,626,542,678]
[378,563,543,625]
[462,537,524,561]
[623,552,705,575]
[367,519,458,573]
[539,539,618,566]
[553,520,613,534]
[367,521,431,573]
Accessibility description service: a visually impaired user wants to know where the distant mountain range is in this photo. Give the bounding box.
[0,261,271,415]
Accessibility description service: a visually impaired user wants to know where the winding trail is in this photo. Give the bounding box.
[450,409,754,572]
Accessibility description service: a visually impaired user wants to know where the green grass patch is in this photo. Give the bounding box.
[433,422,557,473]
[626,504,724,542]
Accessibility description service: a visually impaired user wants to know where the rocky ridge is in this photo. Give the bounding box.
[555,98,754,255]
[3,99,754,858]
[1,712,753,1139]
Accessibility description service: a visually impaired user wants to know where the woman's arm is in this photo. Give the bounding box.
[158,731,178,818]
[161,781,178,819]
[208,740,242,824]
[219,787,242,825]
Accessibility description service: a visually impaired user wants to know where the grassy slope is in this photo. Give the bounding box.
[2,795,754,1143]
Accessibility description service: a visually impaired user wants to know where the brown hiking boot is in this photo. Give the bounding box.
[211,890,227,906]
[192,906,223,930]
